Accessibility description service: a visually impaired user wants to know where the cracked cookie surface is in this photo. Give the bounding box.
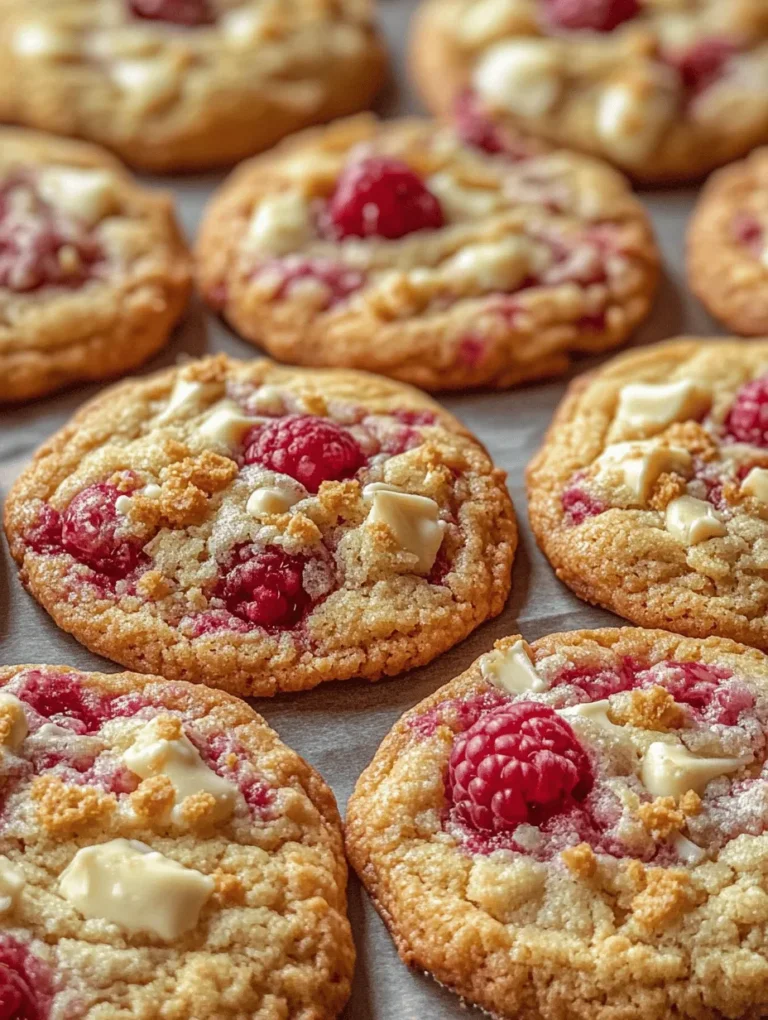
[346,626,768,1020]
[0,128,190,403]
[0,0,385,172]
[196,115,658,392]
[528,337,768,649]
[4,354,516,695]
[410,0,768,183]
[0,662,353,1020]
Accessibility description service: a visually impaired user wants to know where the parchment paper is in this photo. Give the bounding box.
[0,3,727,1015]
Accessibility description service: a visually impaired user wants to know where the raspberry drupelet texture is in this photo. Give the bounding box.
[542,0,640,33]
[725,376,768,447]
[321,157,445,241]
[447,703,594,832]
[217,546,312,630]
[243,415,365,493]
[0,935,52,1020]
[127,0,214,26]
[60,482,144,576]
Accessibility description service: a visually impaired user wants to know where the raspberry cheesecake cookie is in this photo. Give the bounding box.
[410,0,768,183]
[0,662,353,1019]
[527,337,768,649]
[196,116,658,392]
[4,354,516,695]
[347,626,768,1020]
[0,129,190,403]
[0,0,385,173]
[688,148,768,335]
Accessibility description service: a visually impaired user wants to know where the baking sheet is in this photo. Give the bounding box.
[0,2,728,1016]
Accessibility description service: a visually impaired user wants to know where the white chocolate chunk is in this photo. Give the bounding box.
[59,839,214,940]
[13,23,78,59]
[665,495,726,546]
[0,693,28,750]
[0,857,24,913]
[671,832,706,866]
[246,486,300,517]
[426,173,499,221]
[111,59,179,111]
[641,741,750,799]
[245,192,313,256]
[557,699,624,734]
[366,489,445,574]
[442,237,533,291]
[115,483,162,517]
[197,401,260,451]
[741,467,768,503]
[37,168,118,227]
[124,717,238,825]
[596,73,677,163]
[157,377,221,424]
[460,0,532,45]
[595,441,692,504]
[481,640,547,695]
[615,380,710,433]
[473,39,561,118]
[220,6,267,45]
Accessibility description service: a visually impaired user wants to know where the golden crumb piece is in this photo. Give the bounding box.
[314,479,362,520]
[680,790,703,817]
[136,570,173,602]
[0,702,23,745]
[624,859,647,892]
[179,791,219,828]
[110,472,140,493]
[285,513,323,545]
[163,451,238,495]
[637,797,685,840]
[297,392,328,416]
[648,473,688,511]
[182,353,230,384]
[153,714,184,741]
[32,776,115,835]
[130,775,176,822]
[609,686,684,731]
[664,421,718,462]
[631,868,697,931]
[213,870,246,905]
[561,843,598,879]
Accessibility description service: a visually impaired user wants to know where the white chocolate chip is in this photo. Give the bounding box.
[615,380,711,434]
[37,168,118,227]
[557,699,625,735]
[596,72,678,163]
[13,23,79,59]
[473,39,561,119]
[365,489,445,574]
[665,495,726,546]
[245,192,313,256]
[59,839,214,940]
[641,741,750,799]
[124,717,238,826]
[115,483,162,518]
[426,173,499,221]
[197,401,261,451]
[460,0,534,46]
[246,486,300,517]
[0,693,28,750]
[595,441,692,504]
[481,640,547,695]
[157,377,222,424]
[671,832,706,865]
[0,857,24,914]
[111,58,180,112]
[441,237,534,292]
[220,6,267,45]
[741,467,768,503]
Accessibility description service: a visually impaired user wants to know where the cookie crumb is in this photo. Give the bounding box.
[631,867,697,930]
[179,791,219,828]
[32,776,115,834]
[130,775,176,822]
[609,686,684,731]
[213,870,246,905]
[153,714,183,742]
[637,796,685,839]
[680,790,703,817]
[561,842,598,879]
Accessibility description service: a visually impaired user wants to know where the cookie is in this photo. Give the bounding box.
[0,128,191,403]
[4,354,516,695]
[347,625,768,1020]
[196,115,659,392]
[0,0,385,173]
[0,661,353,1019]
[410,0,768,184]
[688,148,768,334]
[526,337,768,649]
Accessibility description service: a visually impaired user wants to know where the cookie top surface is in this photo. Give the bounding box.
[688,147,768,335]
[4,354,516,696]
[527,337,768,650]
[0,128,190,403]
[196,115,659,392]
[0,0,385,171]
[346,626,768,1020]
[0,662,352,1020]
[410,0,768,183]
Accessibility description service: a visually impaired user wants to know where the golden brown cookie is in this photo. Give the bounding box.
[527,337,768,648]
[0,0,385,172]
[0,128,191,403]
[410,0,768,184]
[196,115,659,392]
[347,626,768,1020]
[4,354,517,695]
[688,147,768,334]
[0,662,353,1019]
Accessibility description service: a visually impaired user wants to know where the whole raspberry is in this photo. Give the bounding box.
[128,0,214,26]
[725,376,768,447]
[218,546,311,629]
[243,415,365,493]
[0,935,52,1020]
[61,482,144,576]
[543,0,640,32]
[671,39,735,94]
[447,702,593,832]
[321,157,445,241]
